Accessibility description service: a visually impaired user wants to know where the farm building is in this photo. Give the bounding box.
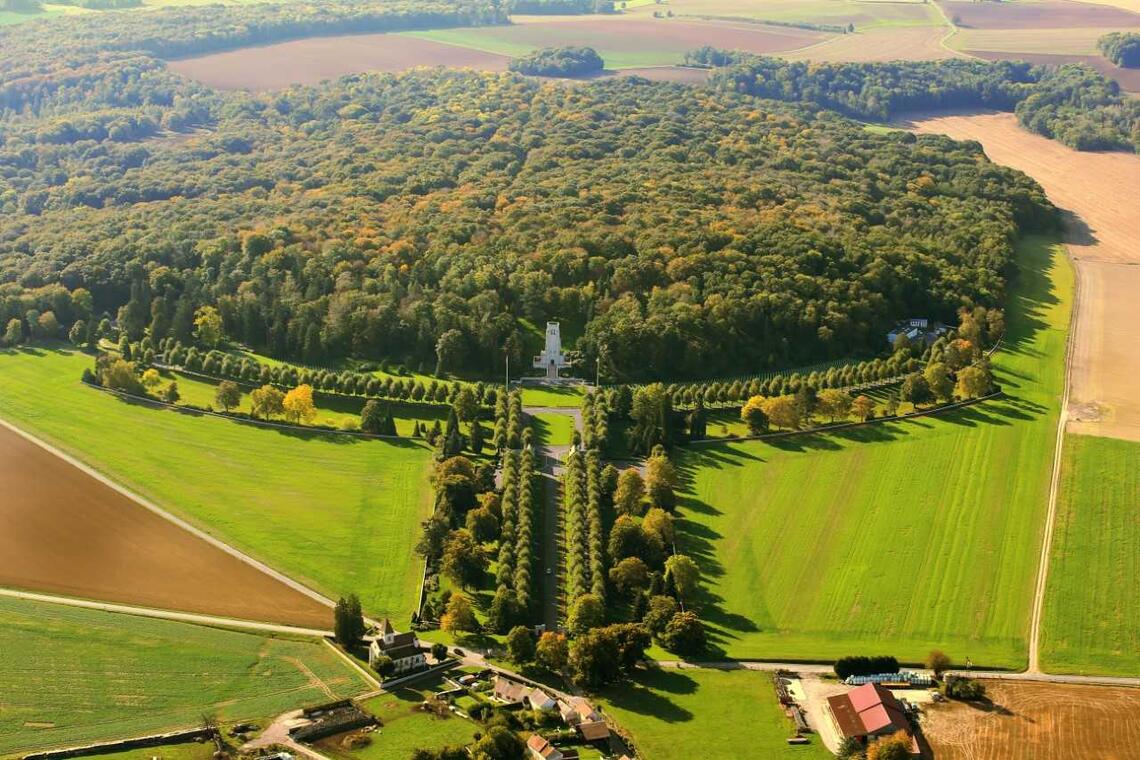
[526,733,564,760]
[826,683,919,754]
[367,618,425,674]
[886,318,948,347]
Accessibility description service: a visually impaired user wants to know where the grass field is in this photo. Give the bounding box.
[74,742,217,760]
[317,681,478,760]
[0,348,433,621]
[598,667,831,760]
[672,236,1071,668]
[0,596,369,757]
[1039,434,1140,676]
[520,385,584,408]
[532,412,576,446]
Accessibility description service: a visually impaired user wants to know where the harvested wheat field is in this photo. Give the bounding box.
[0,422,332,628]
[168,33,509,90]
[905,111,1140,442]
[940,0,1140,28]
[785,26,960,62]
[922,680,1140,760]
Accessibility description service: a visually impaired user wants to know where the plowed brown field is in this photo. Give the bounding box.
[786,26,960,62]
[0,423,332,628]
[940,0,1140,28]
[167,34,510,90]
[904,111,1140,442]
[922,680,1140,760]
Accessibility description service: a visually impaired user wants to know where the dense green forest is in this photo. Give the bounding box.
[1099,32,1140,68]
[508,46,605,77]
[0,4,1060,380]
[689,49,1140,153]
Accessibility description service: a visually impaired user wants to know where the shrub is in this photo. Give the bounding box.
[834,655,899,680]
[509,46,604,77]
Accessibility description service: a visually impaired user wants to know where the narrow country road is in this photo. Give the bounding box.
[0,586,333,637]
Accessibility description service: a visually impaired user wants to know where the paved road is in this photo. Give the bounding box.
[0,586,333,637]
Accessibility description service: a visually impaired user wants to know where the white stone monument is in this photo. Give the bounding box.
[533,321,570,380]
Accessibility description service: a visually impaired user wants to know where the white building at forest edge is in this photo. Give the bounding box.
[533,321,570,380]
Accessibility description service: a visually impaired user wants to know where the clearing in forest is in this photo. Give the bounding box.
[673,236,1071,667]
[0,596,369,756]
[0,348,433,622]
[922,679,1140,760]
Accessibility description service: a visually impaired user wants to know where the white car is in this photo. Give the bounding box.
[546,567,552,575]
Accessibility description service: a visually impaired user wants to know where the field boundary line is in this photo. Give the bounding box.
[1028,245,1079,674]
[0,586,332,637]
[0,413,337,613]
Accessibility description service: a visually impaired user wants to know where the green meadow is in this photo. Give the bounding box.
[0,596,369,757]
[317,681,479,760]
[1040,434,1140,676]
[0,348,433,621]
[673,237,1071,668]
[599,667,830,760]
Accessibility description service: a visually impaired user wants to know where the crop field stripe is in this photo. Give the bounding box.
[1040,435,1140,676]
[0,595,370,756]
[673,236,1071,667]
[0,349,434,623]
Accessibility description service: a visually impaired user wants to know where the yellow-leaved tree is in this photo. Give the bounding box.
[282,384,317,424]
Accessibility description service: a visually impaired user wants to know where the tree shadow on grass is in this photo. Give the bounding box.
[602,668,697,722]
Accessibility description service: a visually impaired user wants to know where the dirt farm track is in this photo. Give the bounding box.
[922,680,1140,760]
[0,422,332,628]
[905,111,1140,443]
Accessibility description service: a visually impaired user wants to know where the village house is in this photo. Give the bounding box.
[492,675,557,711]
[526,734,564,760]
[886,318,949,348]
[367,618,425,675]
[826,683,919,755]
[558,696,609,741]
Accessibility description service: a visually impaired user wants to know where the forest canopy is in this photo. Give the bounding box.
[1098,32,1140,68]
[0,6,1057,380]
[509,46,605,77]
[689,49,1140,153]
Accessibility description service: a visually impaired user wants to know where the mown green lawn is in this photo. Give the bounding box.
[0,597,369,757]
[1040,434,1140,676]
[598,667,831,760]
[520,385,584,408]
[532,412,576,446]
[0,348,433,621]
[673,236,1071,668]
[317,684,478,760]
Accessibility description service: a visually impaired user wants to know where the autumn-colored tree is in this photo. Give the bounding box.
[664,554,700,602]
[440,593,477,634]
[923,361,954,402]
[536,631,570,672]
[643,507,675,546]
[141,368,162,392]
[250,384,285,419]
[282,384,317,424]
[925,649,951,676]
[852,394,875,421]
[193,305,223,348]
[866,731,913,760]
[761,395,800,430]
[816,388,853,422]
[740,395,769,434]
